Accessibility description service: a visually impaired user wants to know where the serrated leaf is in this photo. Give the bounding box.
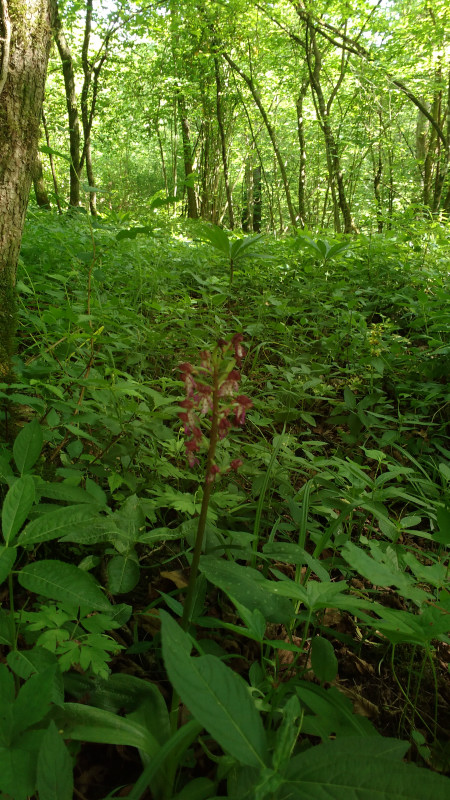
[18,505,101,546]
[18,561,112,612]
[2,476,35,544]
[13,420,43,474]
[161,611,268,768]
[36,721,73,800]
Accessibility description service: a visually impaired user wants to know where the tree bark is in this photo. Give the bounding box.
[32,152,51,209]
[178,93,199,219]
[50,0,81,207]
[0,0,52,378]
[296,78,309,228]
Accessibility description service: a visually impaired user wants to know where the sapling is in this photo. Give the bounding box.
[178,334,252,629]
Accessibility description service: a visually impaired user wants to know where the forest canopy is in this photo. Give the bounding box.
[39,0,450,229]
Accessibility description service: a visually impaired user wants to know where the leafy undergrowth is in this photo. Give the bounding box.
[0,207,449,799]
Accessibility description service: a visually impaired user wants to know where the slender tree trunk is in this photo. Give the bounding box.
[214,56,234,228]
[50,0,81,207]
[178,93,199,219]
[224,52,298,229]
[306,25,357,233]
[32,152,51,208]
[0,0,52,378]
[296,78,309,228]
[432,70,450,212]
[42,107,62,213]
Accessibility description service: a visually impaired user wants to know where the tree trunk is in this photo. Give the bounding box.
[214,56,234,228]
[306,24,358,234]
[32,152,51,209]
[0,0,52,379]
[178,93,199,219]
[296,78,309,228]
[224,52,298,229]
[50,0,81,207]
[42,106,62,213]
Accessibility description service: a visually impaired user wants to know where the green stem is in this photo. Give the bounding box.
[181,365,220,631]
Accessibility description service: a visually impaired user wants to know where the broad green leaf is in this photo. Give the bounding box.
[342,542,428,605]
[54,703,159,757]
[13,420,43,474]
[107,553,140,594]
[199,556,293,623]
[200,224,231,256]
[263,543,329,582]
[18,504,101,546]
[0,732,43,800]
[161,611,268,769]
[0,546,16,583]
[12,667,57,737]
[7,649,63,707]
[295,684,377,740]
[1,476,35,544]
[279,736,450,799]
[18,561,112,612]
[310,637,338,683]
[36,722,73,800]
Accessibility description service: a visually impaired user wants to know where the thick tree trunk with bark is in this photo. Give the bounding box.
[0,0,52,378]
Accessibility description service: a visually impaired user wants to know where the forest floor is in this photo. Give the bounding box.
[1,208,449,798]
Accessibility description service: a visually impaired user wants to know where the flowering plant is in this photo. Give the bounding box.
[177,335,252,628]
[178,334,252,479]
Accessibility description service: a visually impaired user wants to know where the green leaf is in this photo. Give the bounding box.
[199,556,293,623]
[36,721,73,800]
[54,703,159,757]
[13,420,43,474]
[107,553,140,594]
[126,719,203,800]
[161,611,268,768]
[341,542,427,605]
[200,224,231,257]
[1,476,35,544]
[18,561,112,612]
[296,684,376,739]
[0,733,42,800]
[39,145,71,163]
[279,736,450,799]
[0,546,16,583]
[172,778,216,799]
[13,667,57,737]
[18,505,101,547]
[116,226,154,241]
[310,637,338,683]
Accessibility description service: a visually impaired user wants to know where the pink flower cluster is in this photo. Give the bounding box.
[178,335,252,479]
